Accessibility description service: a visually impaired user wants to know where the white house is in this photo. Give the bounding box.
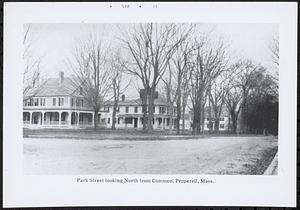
[23,72,95,129]
[98,94,177,130]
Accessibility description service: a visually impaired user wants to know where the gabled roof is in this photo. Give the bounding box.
[112,96,170,106]
[25,75,170,106]
[25,77,82,98]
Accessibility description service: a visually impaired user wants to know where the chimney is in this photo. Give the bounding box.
[59,71,64,85]
[121,94,125,102]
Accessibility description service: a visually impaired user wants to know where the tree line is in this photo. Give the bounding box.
[24,23,279,135]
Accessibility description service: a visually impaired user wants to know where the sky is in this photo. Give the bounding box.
[25,23,278,99]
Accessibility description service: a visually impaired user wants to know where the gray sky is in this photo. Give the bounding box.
[25,23,278,99]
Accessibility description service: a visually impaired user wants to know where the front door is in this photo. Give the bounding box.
[134,118,138,128]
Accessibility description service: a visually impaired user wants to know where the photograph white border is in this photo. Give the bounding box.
[3,2,297,207]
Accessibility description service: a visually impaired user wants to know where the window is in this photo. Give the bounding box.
[117,106,120,112]
[126,106,129,113]
[71,98,74,107]
[159,106,166,114]
[107,118,110,124]
[40,98,43,106]
[118,118,120,124]
[33,98,39,106]
[220,117,225,121]
[53,98,56,106]
[58,98,64,106]
[79,86,83,95]
[24,99,30,106]
[220,124,225,129]
[81,100,84,107]
[134,106,138,113]
[153,106,155,113]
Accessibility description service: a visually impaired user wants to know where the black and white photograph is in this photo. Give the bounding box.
[22,22,279,175]
[3,2,297,208]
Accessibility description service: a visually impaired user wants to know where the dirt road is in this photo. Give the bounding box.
[23,136,277,175]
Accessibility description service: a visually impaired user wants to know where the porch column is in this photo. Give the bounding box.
[58,111,61,125]
[137,117,141,128]
[68,111,72,126]
[77,112,80,126]
[29,111,32,125]
[41,111,45,125]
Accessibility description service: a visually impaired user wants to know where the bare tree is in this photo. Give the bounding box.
[110,50,130,130]
[223,60,261,133]
[181,68,191,133]
[23,24,43,101]
[268,34,279,95]
[208,77,227,133]
[161,62,177,131]
[269,35,279,67]
[171,41,193,134]
[67,32,112,130]
[121,23,190,132]
[189,38,228,134]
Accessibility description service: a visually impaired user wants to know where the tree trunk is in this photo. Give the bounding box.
[176,93,181,135]
[214,119,220,133]
[192,105,201,135]
[147,88,154,132]
[201,102,205,134]
[111,100,118,130]
[230,111,237,134]
[169,104,174,132]
[208,100,212,133]
[93,109,99,130]
[142,94,148,131]
[213,108,220,133]
[182,104,186,133]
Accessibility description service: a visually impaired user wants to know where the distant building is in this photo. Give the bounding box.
[100,95,177,130]
[179,108,230,132]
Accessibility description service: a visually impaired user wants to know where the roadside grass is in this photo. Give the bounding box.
[242,147,278,175]
[23,128,275,141]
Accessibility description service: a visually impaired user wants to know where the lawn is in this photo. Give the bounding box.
[23,135,278,175]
